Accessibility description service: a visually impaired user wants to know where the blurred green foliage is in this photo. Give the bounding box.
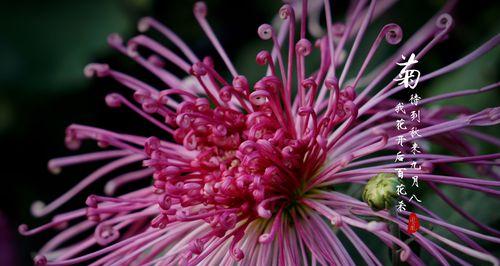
[0,0,138,91]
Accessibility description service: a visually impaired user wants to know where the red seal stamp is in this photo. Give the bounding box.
[407,212,420,234]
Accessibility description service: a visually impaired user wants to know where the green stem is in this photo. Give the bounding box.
[389,207,401,266]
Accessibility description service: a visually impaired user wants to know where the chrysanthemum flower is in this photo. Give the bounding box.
[21,1,500,265]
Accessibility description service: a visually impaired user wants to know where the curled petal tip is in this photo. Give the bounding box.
[301,78,317,90]
[158,194,172,210]
[34,255,47,266]
[231,247,244,261]
[64,126,82,150]
[138,17,153,32]
[330,215,343,227]
[30,201,46,218]
[107,33,123,46]
[126,41,140,58]
[18,224,29,235]
[332,23,346,38]
[104,181,116,196]
[47,161,61,175]
[65,137,81,151]
[193,2,207,17]
[257,24,273,40]
[249,90,270,106]
[279,4,292,20]
[233,75,249,92]
[383,23,403,45]
[258,233,272,243]
[298,106,312,116]
[400,250,410,261]
[189,239,204,255]
[105,93,122,108]
[219,86,232,103]
[190,62,207,76]
[256,50,271,65]
[84,63,109,78]
[257,205,272,219]
[147,54,165,68]
[133,89,151,104]
[95,224,120,246]
[436,13,453,29]
[85,195,98,208]
[343,101,358,116]
[325,78,339,89]
[296,38,312,56]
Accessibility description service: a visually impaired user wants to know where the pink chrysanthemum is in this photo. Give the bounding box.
[21,1,500,265]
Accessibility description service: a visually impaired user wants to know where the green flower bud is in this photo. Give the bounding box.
[362,173,400,211]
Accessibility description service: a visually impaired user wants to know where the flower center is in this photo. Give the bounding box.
[143,81,322,235]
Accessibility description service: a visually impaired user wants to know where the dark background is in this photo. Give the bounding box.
[0,0,498,265]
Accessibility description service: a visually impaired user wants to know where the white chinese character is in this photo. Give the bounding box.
[410,93,422,106]
[410,110,421,122]
[396,135,407,146]
[396,119,407,130]
[396,184,407,196]
[395,102,406,114]
[395,151,405,162]
[410,161,421,170]
[395,168,406,179]
[396,200,407,212]
[410,127,421,138]
[394,53,420,89]
[412,176,419,187]
[411,142,421,155]
[409,194,422,203]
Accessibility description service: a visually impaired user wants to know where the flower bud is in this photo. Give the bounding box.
[362,173,401,211]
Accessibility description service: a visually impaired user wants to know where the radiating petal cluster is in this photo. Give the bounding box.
[21,1,500,265]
